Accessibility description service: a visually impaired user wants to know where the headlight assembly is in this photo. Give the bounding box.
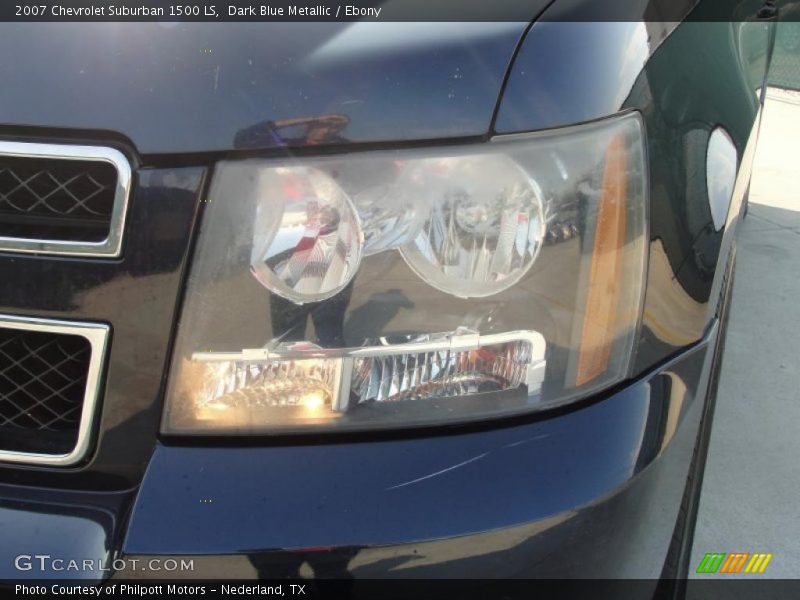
[163,112,648,434]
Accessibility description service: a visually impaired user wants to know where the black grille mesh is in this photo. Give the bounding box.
[0,156,117,242]
[0,328,91,454]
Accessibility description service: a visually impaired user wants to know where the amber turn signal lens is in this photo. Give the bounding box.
[575,135,629,387]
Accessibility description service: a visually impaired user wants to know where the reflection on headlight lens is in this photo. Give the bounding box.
[400,155,545,297]
[250,166,363,304]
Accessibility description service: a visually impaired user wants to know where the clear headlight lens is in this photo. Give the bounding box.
[163,112,648,435]
[399,154,546,297]
[185,329,546,431]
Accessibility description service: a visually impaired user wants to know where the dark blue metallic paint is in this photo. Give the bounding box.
[494,22,654,134]
[0,22,532,155]
[0,484,131,581]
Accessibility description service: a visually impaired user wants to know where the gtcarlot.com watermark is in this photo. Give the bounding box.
[14,554,194,573]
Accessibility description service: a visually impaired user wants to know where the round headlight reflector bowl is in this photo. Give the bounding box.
[399,155,545,297]
[250,166,364,304]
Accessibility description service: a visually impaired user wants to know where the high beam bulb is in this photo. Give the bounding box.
[250,166,363,304]
[400,155,545,297]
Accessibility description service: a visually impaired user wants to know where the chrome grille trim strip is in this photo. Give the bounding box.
[0,141,131,257]
[0,313,109,466]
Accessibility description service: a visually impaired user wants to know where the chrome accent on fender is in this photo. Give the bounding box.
[0,141,131,257]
